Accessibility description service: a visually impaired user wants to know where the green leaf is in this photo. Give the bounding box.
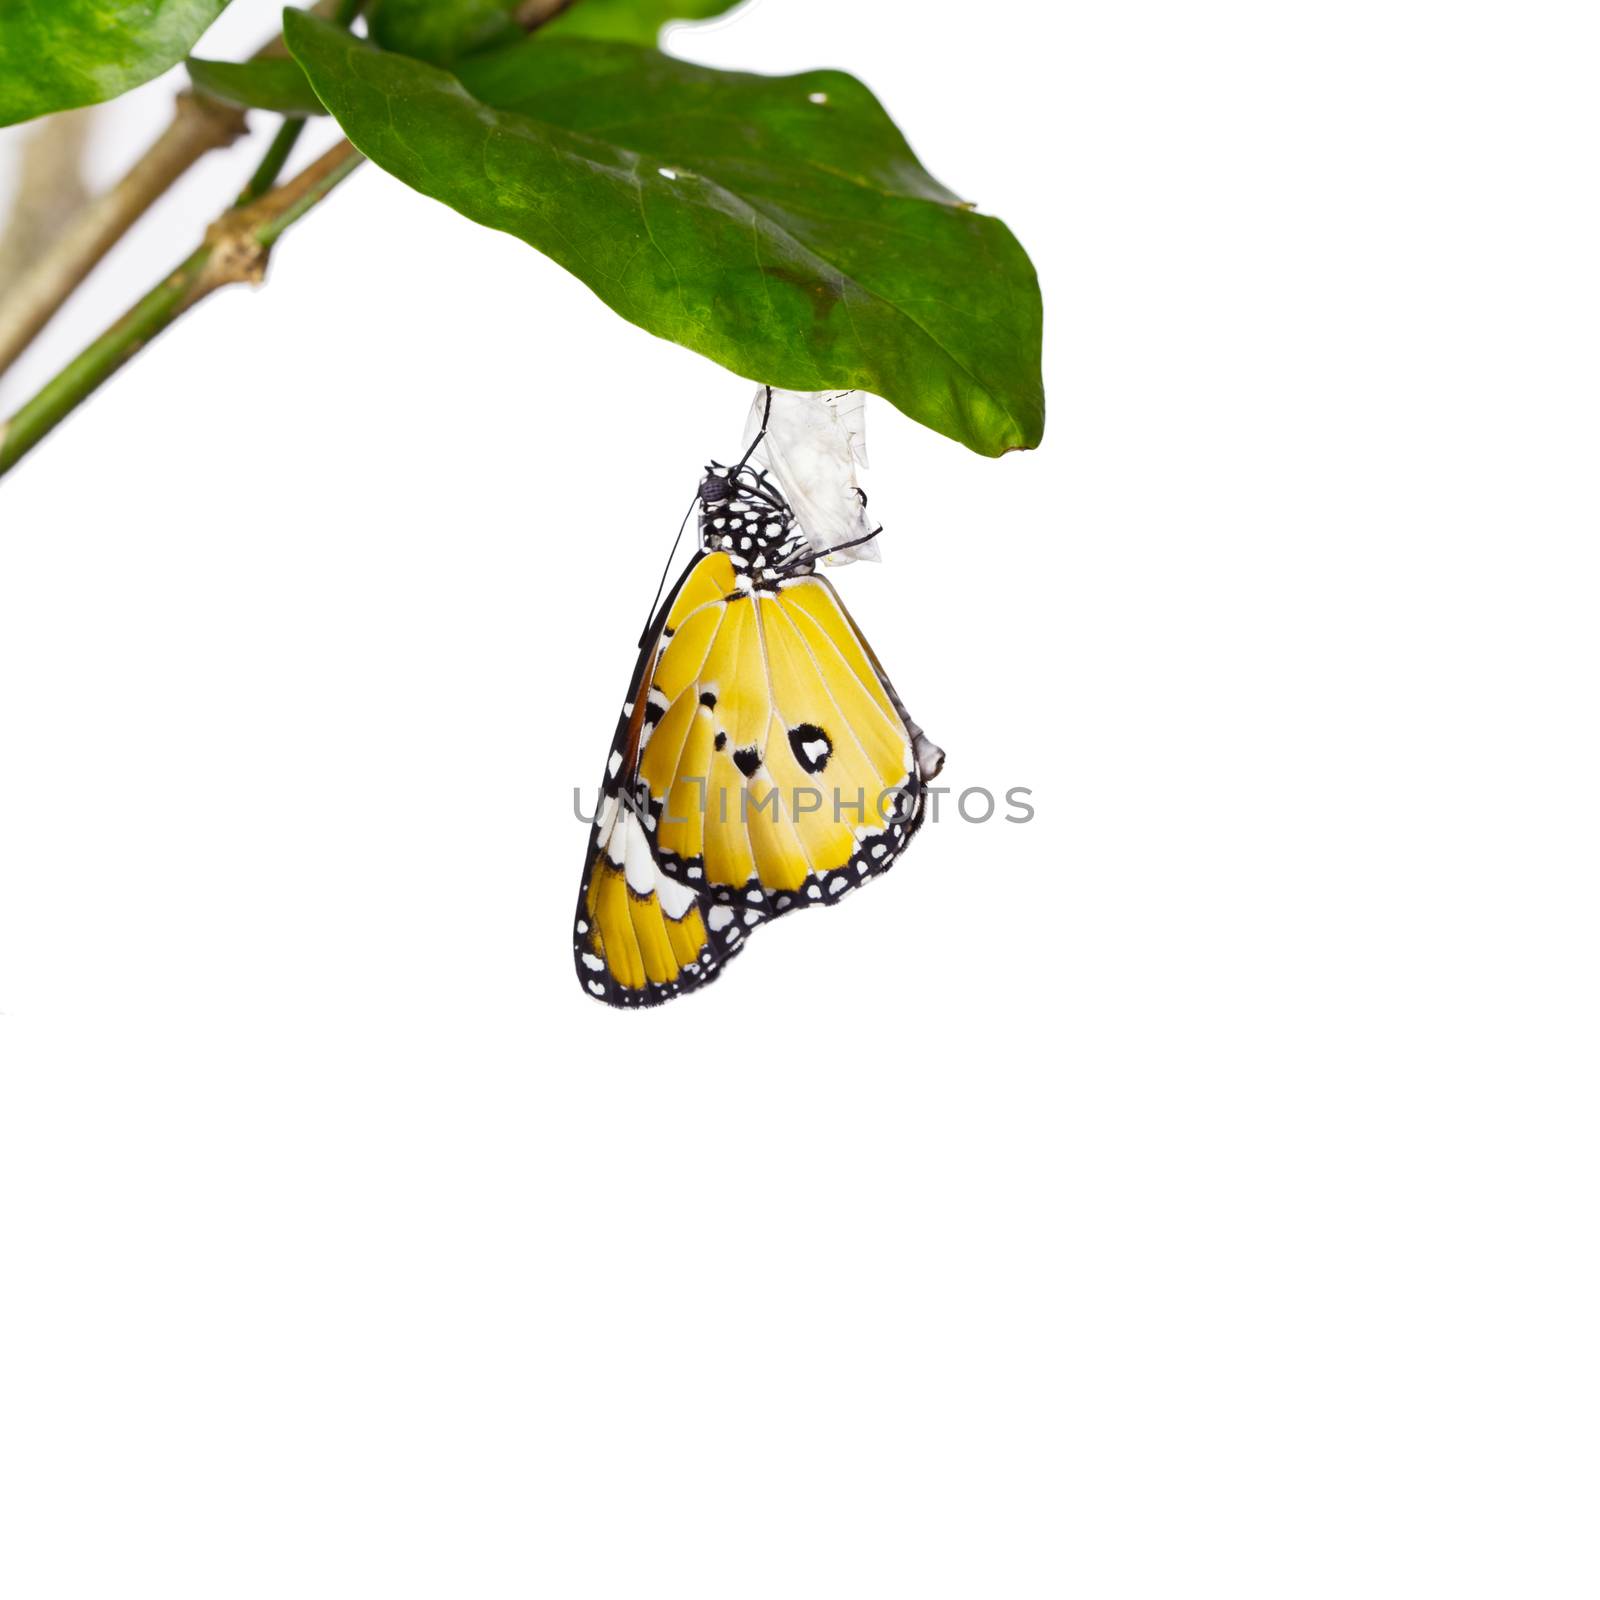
[366,0,522,65]
[285,17,1044,454]
[0,0,234,126]
[365,0,746,64]
[540,0,747,47]
[187,55,326,114]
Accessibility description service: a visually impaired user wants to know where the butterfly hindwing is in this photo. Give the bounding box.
[576,795,722,1005]
[572,557,731,1008]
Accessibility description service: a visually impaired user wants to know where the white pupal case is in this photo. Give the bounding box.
[738,387,882,565]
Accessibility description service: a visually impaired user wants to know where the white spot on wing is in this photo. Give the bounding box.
[622,809,656,896]
[600,797,628,868]
[657,873,696,920]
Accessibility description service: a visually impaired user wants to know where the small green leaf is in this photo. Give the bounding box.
[541,0,747,47]
[187,56,326,114]
[0,0,234,126]
[366,0,523,64]
[365,0,746,63]
[285,17,1043,455]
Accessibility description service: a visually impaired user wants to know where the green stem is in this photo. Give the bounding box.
[0,93,248,381]
[0,249,207,478]
[237,118,307,205]
[256,146,363,246]
[0,141,363,481]
[235,0,360,206]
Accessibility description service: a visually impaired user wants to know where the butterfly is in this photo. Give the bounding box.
[573,389,945,1008]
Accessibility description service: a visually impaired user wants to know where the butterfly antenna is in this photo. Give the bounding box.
[638,490,700,648]
[730,384,774,478]
[637,387,775,646]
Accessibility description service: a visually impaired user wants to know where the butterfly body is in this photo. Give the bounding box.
[574,450,942,1008]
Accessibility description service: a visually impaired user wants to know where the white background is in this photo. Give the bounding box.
[2,1,1597,1594]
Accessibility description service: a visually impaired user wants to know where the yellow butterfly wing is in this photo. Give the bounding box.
[574,551,943,1008]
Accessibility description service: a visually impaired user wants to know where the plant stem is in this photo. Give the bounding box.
[0,109,96,299]
[0,93,249,381]
[235,0,366,220]
[0,140,363,480]
[248,140,363,249]
[0,0,366,385]
[238,118,308,205]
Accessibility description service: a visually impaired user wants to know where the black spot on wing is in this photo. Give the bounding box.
[788,722,832,775]
[732,746,762,778]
